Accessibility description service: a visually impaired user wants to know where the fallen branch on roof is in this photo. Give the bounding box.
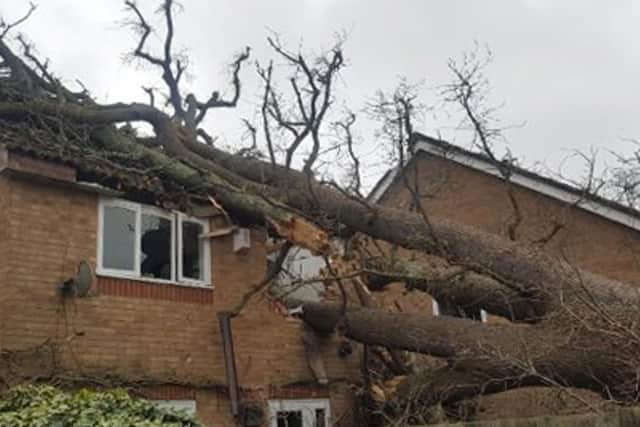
[4,21,640,423]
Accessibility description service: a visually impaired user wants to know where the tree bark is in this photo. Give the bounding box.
[363,257,541,322]
[4,35,640,416]
[301,302,640,404]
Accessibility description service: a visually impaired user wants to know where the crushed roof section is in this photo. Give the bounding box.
[0,119,206,207]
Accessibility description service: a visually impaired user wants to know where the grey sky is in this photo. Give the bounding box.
[9,0,640,187]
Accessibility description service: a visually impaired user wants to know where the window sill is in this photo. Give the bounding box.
[96,270,213,290]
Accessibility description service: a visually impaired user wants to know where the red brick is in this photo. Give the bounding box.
[0,174,359,426]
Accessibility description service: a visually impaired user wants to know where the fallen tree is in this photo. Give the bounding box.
[1,2,639,425]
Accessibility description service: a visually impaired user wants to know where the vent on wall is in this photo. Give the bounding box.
[233,228,251,254]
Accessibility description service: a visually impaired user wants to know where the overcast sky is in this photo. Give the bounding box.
[8,0,640,188]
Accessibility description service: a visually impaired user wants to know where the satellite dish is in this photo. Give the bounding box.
[74,261,93,297]
[60,261,94,297]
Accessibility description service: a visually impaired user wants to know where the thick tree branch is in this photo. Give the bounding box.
[301,303,532,358]
[363,257,543,322]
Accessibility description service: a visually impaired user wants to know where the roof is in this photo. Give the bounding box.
[369,132,640,232]
[0,117,207,209]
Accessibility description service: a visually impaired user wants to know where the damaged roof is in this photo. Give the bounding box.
[0,116,211,210]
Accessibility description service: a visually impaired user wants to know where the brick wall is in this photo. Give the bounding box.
[0,175,11,344]
[379,152,640,285]
[0,175,360,426]
[372,152,640,419]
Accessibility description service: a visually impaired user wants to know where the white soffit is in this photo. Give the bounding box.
[370,139,640,232]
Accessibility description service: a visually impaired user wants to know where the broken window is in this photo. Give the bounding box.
[180,219,205,282]
[269,246,326,302]
[98,198,210,286]
[141,213,173,280]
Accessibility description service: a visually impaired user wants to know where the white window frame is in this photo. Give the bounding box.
[177,212,211,287]
[97,198,141,278]
[97,198,211,287]
[268,398,330,427]
[432,299,488,323]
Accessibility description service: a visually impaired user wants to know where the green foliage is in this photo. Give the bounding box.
[0,385,203,427]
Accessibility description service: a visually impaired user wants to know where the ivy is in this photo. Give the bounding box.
[0,385,203,427]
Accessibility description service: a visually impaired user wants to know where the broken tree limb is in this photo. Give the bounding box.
[363,257,542,322]
[302,323,329,385]
[5,28,640,413]
[300,301,640,404]
[301,303,533,358]
[0,102,330,254]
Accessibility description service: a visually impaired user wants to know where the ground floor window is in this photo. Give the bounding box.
[432,299,488,322]
[268,399,330,427]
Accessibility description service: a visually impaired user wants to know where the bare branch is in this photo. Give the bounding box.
[257,61,277,165]
[443,44,524,241]
[142,86,156,107]
[196,127,217,146]
[124,0,185,118]
[229,241,293,318]
[260,36,344,173]
[193,46,250,125]
[0,2,37,40]
[334,112,362,196]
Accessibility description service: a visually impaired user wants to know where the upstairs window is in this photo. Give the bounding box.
[98,199,210,286]
[179,216,206,282]
[141,211,173,280]
[101,204,137,273]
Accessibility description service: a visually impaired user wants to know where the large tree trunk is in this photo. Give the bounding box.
[301,302,640,405]
[2,35,640,422]
[3,88,640,407]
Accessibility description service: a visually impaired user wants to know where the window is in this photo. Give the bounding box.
[141,210,174,281]
[101,204,137,272]
[268,399,330,427]
[432,299,487,322]
[269,246,326,303]
[179,215,207,282]
[98,198,210,286]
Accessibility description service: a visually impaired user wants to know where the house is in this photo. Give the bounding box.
[4,122,638,425]
[266,132,640,422]
[369,132,640,321]
[0,130,362,426]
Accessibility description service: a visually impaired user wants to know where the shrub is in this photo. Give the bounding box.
[0,384,202,427]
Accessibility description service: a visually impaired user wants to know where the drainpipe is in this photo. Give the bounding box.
[218,311,240,417]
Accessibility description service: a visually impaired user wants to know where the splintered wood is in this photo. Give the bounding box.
[268,216,330,255]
